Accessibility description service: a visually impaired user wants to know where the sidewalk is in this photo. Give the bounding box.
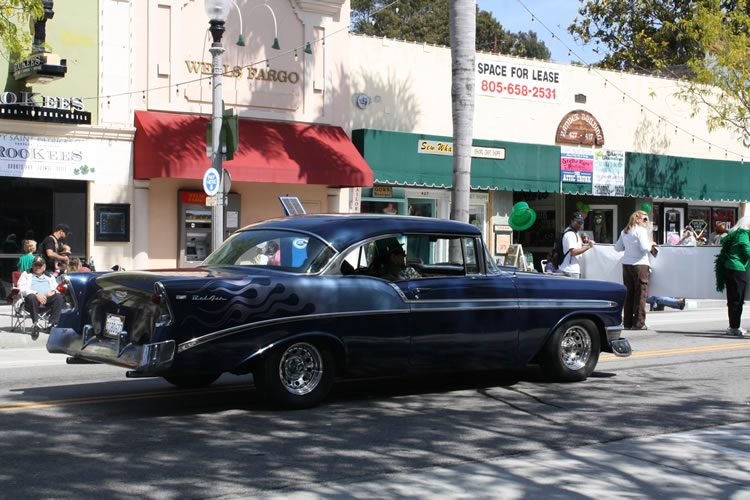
[0,303,50,349]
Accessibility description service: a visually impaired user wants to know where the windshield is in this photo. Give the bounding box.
[202,229,335,274]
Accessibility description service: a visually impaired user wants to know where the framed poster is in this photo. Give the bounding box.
[94,204,130,242]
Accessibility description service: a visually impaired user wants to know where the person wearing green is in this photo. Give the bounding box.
[16,239,37,272]
[715,217,750,336]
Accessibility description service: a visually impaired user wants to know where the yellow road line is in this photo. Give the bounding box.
[0,384,252,412]
[600,342,750,361]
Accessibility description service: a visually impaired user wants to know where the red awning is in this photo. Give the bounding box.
[134,110,372,187]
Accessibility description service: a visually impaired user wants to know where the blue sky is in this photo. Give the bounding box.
[476,0,604,64]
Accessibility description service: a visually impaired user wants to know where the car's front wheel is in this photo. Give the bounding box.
[541,318,600,382]
[255,341,335,410]
[163,373,221,388]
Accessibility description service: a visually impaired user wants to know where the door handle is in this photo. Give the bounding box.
[414,287,431,295]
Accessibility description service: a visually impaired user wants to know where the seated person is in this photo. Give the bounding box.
[647,296,686,311]
[17,257,63,336]
[264,241,280,266]
[373,239,421,281]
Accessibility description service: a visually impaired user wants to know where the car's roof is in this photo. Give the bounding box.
[239,214,482,251]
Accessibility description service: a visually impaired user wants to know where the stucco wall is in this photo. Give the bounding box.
[349,35,744,163]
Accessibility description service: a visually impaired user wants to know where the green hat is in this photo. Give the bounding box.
[509,202,537,231]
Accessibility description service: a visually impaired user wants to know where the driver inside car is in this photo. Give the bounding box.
[374,239,421,281]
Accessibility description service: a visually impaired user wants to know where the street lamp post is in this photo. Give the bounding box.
[205,0,230,253]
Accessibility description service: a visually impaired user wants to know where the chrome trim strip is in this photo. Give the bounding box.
[177,308,410,353]
[406,298,616,309]
[177,298,618,353]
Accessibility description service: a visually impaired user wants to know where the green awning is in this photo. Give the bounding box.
[626,152,750,201]
[352,129,561,192]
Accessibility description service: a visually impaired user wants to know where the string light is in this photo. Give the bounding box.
[294,49,298,61]
[63,0,750,164]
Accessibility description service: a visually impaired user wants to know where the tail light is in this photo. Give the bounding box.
[59,276,77,312]
[153,282,173,327]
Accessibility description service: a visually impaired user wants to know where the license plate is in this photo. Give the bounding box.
[104,314,125,338]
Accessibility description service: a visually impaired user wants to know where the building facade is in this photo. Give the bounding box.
[0,0,135,296]
[349,35,750,268]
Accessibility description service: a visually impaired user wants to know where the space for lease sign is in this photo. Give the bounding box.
[475,58,561,102]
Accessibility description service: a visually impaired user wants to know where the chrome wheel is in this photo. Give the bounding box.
[278,342,324,396]
[558,325,592,370]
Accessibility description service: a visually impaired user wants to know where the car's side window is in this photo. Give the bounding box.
[463,238,479,275]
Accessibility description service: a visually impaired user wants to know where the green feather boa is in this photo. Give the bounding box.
[715,228,749,292]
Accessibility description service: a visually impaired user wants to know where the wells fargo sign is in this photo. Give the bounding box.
[556,110,604,146]
[185,60,300,84]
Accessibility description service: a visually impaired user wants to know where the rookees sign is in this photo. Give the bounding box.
[0,91,85,111]
[0,134,95,181]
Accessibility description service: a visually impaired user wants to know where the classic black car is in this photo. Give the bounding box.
[48,215,630,409]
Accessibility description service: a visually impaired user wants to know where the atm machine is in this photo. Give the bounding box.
[178,190,241,267]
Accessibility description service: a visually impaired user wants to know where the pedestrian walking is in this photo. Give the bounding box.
[614,210,659,330]
[714,216,750,336]
[558,211,594,279]
[39,224,71,272]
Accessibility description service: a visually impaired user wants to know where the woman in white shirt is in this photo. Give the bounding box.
[614,210,658,330]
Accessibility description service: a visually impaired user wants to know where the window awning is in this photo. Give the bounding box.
[626,152,750,202]
[352,129,560,192]
[134,111,373,187]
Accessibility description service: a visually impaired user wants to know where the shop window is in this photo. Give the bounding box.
[663,206,685,245]
[583,205,617,244]
[407,199,435,218]
[361,199,406,215]
[687,207,710,246]
[712,207,737,236]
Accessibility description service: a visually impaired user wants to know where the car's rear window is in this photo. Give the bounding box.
[202,230,335,273]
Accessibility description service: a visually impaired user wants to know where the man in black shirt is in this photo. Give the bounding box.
[40,224,71,272]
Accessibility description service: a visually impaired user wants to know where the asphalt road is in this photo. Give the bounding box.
[0,305,749,498]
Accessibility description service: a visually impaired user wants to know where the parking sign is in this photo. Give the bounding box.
[203,168,220,196]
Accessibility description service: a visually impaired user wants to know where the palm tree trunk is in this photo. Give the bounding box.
[449,0,476,225]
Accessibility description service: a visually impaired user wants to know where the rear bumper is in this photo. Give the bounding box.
[46,326,175,374]
[605,325,632,357]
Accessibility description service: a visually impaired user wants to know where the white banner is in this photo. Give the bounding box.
[581,244,749,299]
[476,58,561,102]
[0,134,96,180]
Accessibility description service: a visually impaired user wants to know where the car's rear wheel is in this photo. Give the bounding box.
[255,341,334,410]
[163,373,221,388]
[541,319,600,382]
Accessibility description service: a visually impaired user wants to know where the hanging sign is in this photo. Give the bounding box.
[475,58,561,103]
[592,150,625,196]
[560,146,593,184]
[0,134,96,180]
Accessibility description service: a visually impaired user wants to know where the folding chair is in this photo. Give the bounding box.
[9,271,50,334]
